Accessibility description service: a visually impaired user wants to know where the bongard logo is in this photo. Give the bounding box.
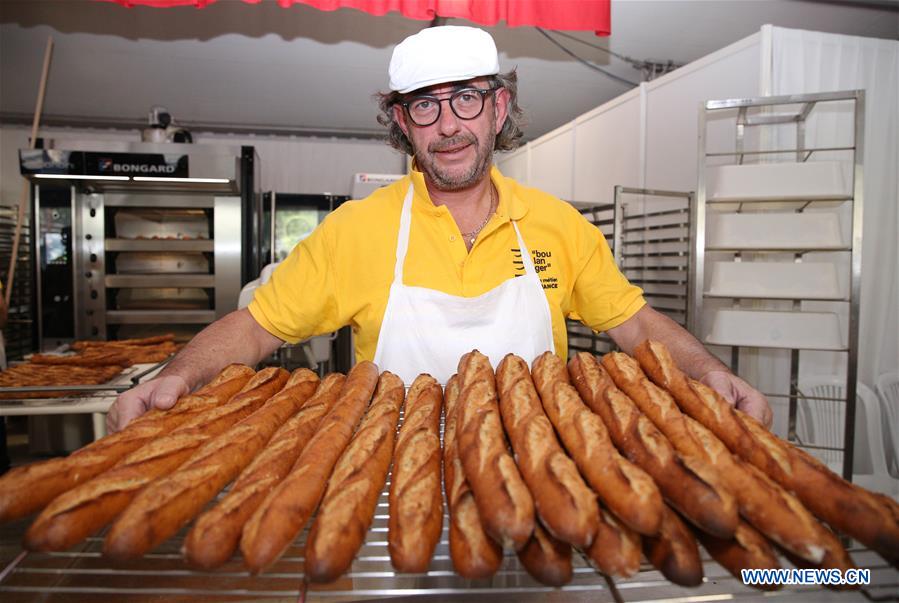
[107,163,177,174]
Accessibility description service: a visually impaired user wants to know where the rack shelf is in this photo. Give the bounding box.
[703,246,851,253]
[705,261,845,300]
[704,309,846,351]
[106,310,217,324]
[705,211,846,250]
[706,161,851,201]
[105,238,214,253]
[104,274,215,288]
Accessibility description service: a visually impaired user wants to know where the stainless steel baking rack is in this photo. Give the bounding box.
[1,486,895,601]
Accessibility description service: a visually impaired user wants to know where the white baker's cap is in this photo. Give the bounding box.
[389,26,500,93]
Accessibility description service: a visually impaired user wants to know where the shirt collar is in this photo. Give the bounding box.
[409,165,529,222]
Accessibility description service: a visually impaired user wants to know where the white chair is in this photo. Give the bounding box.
[796,376,899,496]
[875,371,899,478]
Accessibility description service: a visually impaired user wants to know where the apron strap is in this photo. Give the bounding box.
[393,184,415,284]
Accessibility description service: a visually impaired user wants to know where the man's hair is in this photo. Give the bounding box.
[375,69,525,156]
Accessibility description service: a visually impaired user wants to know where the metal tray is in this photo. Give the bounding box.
[0,484,895,601]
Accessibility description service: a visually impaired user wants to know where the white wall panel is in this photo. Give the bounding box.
[507,34,762,207]
[201,135,404,197]
[643,36,762,193]
[526,124,574,201]
[572,91,641,206]
[495,147,528,183]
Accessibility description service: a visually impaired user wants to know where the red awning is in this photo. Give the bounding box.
[101,0,611,35]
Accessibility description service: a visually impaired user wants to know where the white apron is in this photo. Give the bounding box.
[373,184,555,385]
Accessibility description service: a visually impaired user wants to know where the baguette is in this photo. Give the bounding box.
[583,505,642,578]
[635,340,898,565]
[516,520,572,587]
[304,372,405,582]
[456,350,534,550]
[72,334,175,349]
[602,351,709,458]
[739,412,895,565]
[30,351,134,367]
[103,369,320,561]
[740,463,852,575]
[137,363,255,422]
[240,361,379,574]
[644,505,703,587]
[388,374,444,573]
[568,352,737,539]
[103,343,177,364]
[443,374,503,579]
[531,352,663,536]
[24,367,288,552]
[610,347,829,564]
[183,372,346,570]
[689,420,829,564]
[495,354,599,548]
[777,520,857,581]
[697,521,781,591]
[0,364,254,523]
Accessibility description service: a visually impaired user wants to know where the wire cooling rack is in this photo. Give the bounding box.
[0,485,896,602]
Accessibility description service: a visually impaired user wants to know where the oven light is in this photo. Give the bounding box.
[132,177,231,183]
[34,174,130,181]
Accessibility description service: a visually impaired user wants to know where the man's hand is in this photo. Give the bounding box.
[106,375,190,433]
[700,370,773,428]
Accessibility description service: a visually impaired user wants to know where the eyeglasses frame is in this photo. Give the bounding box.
[400,86,501,127]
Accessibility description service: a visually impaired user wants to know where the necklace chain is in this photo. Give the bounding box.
[460,184,497,244]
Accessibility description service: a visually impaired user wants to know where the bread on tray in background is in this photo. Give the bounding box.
[0,333,181,399]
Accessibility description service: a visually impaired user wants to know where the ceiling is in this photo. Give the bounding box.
[1,0,897,141]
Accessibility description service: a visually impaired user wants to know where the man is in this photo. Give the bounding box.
[108,26,771,431]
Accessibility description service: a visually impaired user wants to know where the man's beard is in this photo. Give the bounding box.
[414,127,496,192]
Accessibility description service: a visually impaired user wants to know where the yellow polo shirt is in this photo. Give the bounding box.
[248,166,645,362]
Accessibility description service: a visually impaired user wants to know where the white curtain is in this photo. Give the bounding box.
[767,26,899,387]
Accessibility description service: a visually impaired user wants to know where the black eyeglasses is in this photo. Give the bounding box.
[401,86,499,127]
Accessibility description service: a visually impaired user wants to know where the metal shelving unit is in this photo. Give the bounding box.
[691,90,864,481]
[614,187,692,329]
[567,203,616,357]
[566,188,692,359]
[0,203,35,362]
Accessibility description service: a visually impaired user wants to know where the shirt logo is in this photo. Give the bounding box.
[512,248,525,277]
[512,247,559,289]
[532,249,552,274]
